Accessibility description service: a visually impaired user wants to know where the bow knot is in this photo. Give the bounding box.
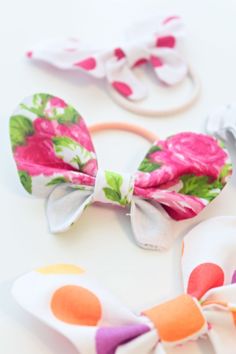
[94,170,134,207]
[25,16,188,101]
[12,216,236,354]
[10,93,231,249]
[143,294,208,346]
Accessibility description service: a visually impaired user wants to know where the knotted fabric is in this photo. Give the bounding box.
[12,216,236,354]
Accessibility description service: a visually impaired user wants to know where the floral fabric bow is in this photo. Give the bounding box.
[9,93,231,250]
[26,15,187,101]
[12,216,236,354]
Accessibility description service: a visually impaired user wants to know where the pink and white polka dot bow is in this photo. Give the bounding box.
[26,16,187,101]
[12,217,236,354]
[9,94,232,250]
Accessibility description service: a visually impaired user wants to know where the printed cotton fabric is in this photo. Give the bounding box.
[25,16,188,101]
[12,216,236,354]
[9,93,232,249]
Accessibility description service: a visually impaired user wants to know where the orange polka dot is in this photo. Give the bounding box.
[143,294,206,343]
[37,264,84,275]
[51,285,102,325]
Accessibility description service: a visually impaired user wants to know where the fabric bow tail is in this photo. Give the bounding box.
[9,94,232,251]
[206,103,236,145]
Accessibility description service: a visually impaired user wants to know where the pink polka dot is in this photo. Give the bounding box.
[114,48,125,60]
[163,16,180,25]
[133,58,148,67]
[156,36,176,48]
[26,51,33,58]
[187,263,224,300]
[150,56,163,68]
[74,57,96,70]
[112,81,133,97]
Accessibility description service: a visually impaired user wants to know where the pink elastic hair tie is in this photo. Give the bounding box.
[9,93,232,250]
[89,121,158,142]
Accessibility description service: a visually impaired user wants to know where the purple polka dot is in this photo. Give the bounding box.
[231,270,236,283]
[96,324,150,354]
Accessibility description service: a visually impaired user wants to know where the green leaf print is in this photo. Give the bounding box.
[105,171,123,194]
[52,136,93,169]
[18,171,32,194]
[57,106,79,124]
[219,163,232,179]
[102,171,131,206]
[147,145,162,155]
[180,174,223,202]
[71,156,85,169]
[20,94,80,124]
[218,139,225,149]
[138,158,161,172]
[21,93,53,117]
[103,187,122,203]
[52,136,79,153]
[46,177,68,186]
[10,115,34,149]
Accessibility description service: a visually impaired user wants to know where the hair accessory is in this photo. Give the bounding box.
[9,93,231,250]
[206,103,236,144]
[12,216,236,353]
[26,15,200,116]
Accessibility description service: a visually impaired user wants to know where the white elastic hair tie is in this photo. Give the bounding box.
[107,65,201,117]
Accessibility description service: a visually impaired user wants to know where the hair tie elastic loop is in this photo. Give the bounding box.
[89,122,158,142]
[107,65,201,117]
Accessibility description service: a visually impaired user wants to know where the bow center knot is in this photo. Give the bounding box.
[93,169,134,207]
[143,294,208,346]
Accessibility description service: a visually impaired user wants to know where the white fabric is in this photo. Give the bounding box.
[27,16,188,102]
[130,198,175,251]
[46,169,174,250]
[12,216,236,354]
[206,103,236,143]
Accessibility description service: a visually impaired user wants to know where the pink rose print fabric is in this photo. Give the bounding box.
[12,216,236,354]
[10,93,231,250]
[25,16,188,101]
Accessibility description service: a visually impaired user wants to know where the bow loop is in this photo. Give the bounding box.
[10,94,232,250]
[182,216,236,300]
[10,93,97,198]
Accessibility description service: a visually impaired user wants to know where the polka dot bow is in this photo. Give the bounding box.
[26,16,187,101]
[12,217,236,354]
[10,93,232,250]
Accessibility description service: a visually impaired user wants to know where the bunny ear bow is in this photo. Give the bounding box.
[12,217,236,354]
[26,16,195,106]
[10,93,232,250]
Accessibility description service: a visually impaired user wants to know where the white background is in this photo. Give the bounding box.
[1,0,236,353]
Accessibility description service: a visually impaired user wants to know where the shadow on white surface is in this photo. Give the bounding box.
[0,279,78,354]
